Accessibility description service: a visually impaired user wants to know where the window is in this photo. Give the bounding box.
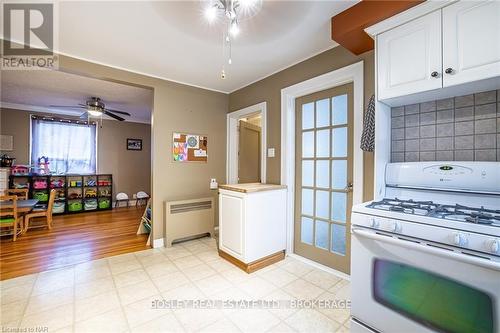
[31,117,97,174]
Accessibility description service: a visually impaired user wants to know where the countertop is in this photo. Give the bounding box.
[219,183,287,193]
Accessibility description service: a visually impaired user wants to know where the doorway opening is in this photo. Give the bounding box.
[238,114,262,183]
[227,102,267,184]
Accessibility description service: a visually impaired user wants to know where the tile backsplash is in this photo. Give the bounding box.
[391,90,500,162]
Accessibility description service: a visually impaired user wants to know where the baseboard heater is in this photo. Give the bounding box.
[164,197,214,247]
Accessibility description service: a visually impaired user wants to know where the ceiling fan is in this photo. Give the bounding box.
[50,97,131,121]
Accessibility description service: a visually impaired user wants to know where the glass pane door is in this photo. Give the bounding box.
[294,83,353,274]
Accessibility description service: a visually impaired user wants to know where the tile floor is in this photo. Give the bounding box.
[0,237,351,332]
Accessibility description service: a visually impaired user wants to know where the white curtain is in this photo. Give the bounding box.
[31,118,97,174]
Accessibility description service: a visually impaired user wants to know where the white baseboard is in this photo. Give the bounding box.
[113,199,148,208]
[288,253,351,281]
[152,237,164,248]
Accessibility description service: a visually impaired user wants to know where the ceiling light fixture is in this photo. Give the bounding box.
[204,5,217,22]
[87,107,103,117]
[203,0,262,79]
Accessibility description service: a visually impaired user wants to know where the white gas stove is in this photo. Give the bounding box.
[350,162,500,333]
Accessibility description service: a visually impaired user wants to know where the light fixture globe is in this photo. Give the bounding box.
[86,97,105,117]
[202,0,262,79]
[229,21,240,36]
[87,109,103,117]
[204,5,217,23]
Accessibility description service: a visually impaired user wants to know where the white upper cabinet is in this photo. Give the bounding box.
[377,10,442,100]
[442,1,500,87]
[372,0,500,105]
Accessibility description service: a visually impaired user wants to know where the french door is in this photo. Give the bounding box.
[294,83,353,274]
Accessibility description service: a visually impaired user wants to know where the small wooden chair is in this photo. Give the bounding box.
[0,195,23,241]
[24,189,56,232]
[6,189,29,200]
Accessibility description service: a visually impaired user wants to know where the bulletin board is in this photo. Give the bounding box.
[172,132,208,162]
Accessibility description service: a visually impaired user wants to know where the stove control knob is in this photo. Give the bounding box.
[487,239,500,254]
[370,218,380,229]
[452,233,468,247]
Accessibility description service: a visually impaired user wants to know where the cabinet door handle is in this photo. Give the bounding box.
[431,71,439,78]
[445,68,453,74]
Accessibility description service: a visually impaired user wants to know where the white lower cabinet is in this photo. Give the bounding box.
[219,184,287,264]
[442,0,500,87]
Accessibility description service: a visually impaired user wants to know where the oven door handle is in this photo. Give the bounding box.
[352,227,500,272]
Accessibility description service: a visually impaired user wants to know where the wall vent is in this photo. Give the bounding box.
[164,197,214,247]
[170,200,212,214]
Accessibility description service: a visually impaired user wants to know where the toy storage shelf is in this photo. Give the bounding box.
[9,173,113,215]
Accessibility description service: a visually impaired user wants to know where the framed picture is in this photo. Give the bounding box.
[127,138,142,151]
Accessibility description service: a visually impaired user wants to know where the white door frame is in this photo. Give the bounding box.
[281,61,364,256]
[226,102,267,184]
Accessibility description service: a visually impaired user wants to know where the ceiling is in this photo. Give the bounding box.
[1,70,153,123]
[56,1,358,93]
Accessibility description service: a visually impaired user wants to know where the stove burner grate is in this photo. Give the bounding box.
[367,198,499,227]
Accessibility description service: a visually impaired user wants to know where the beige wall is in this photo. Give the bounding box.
[0,108,30,164]
[0,107,152,196]
[1,45,373,243]
[229,46,375,201]
[56,55,228,243]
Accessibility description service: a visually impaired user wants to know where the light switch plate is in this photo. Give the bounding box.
[267,148,275,158]
[210,178,218,189]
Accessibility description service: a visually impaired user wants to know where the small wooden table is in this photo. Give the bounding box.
[17,199,39,213]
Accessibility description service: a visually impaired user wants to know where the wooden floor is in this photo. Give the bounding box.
[0,206,149,280]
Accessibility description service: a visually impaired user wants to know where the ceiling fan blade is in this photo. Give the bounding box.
[104,108,131,116]
[104,110,125,121]
[49,105,85,109]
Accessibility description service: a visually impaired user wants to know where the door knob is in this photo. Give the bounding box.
[343,183,353,193]
[445,68,453,74]
[431,71,439,78]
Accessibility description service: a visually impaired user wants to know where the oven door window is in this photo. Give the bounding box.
[373,259,494,333]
